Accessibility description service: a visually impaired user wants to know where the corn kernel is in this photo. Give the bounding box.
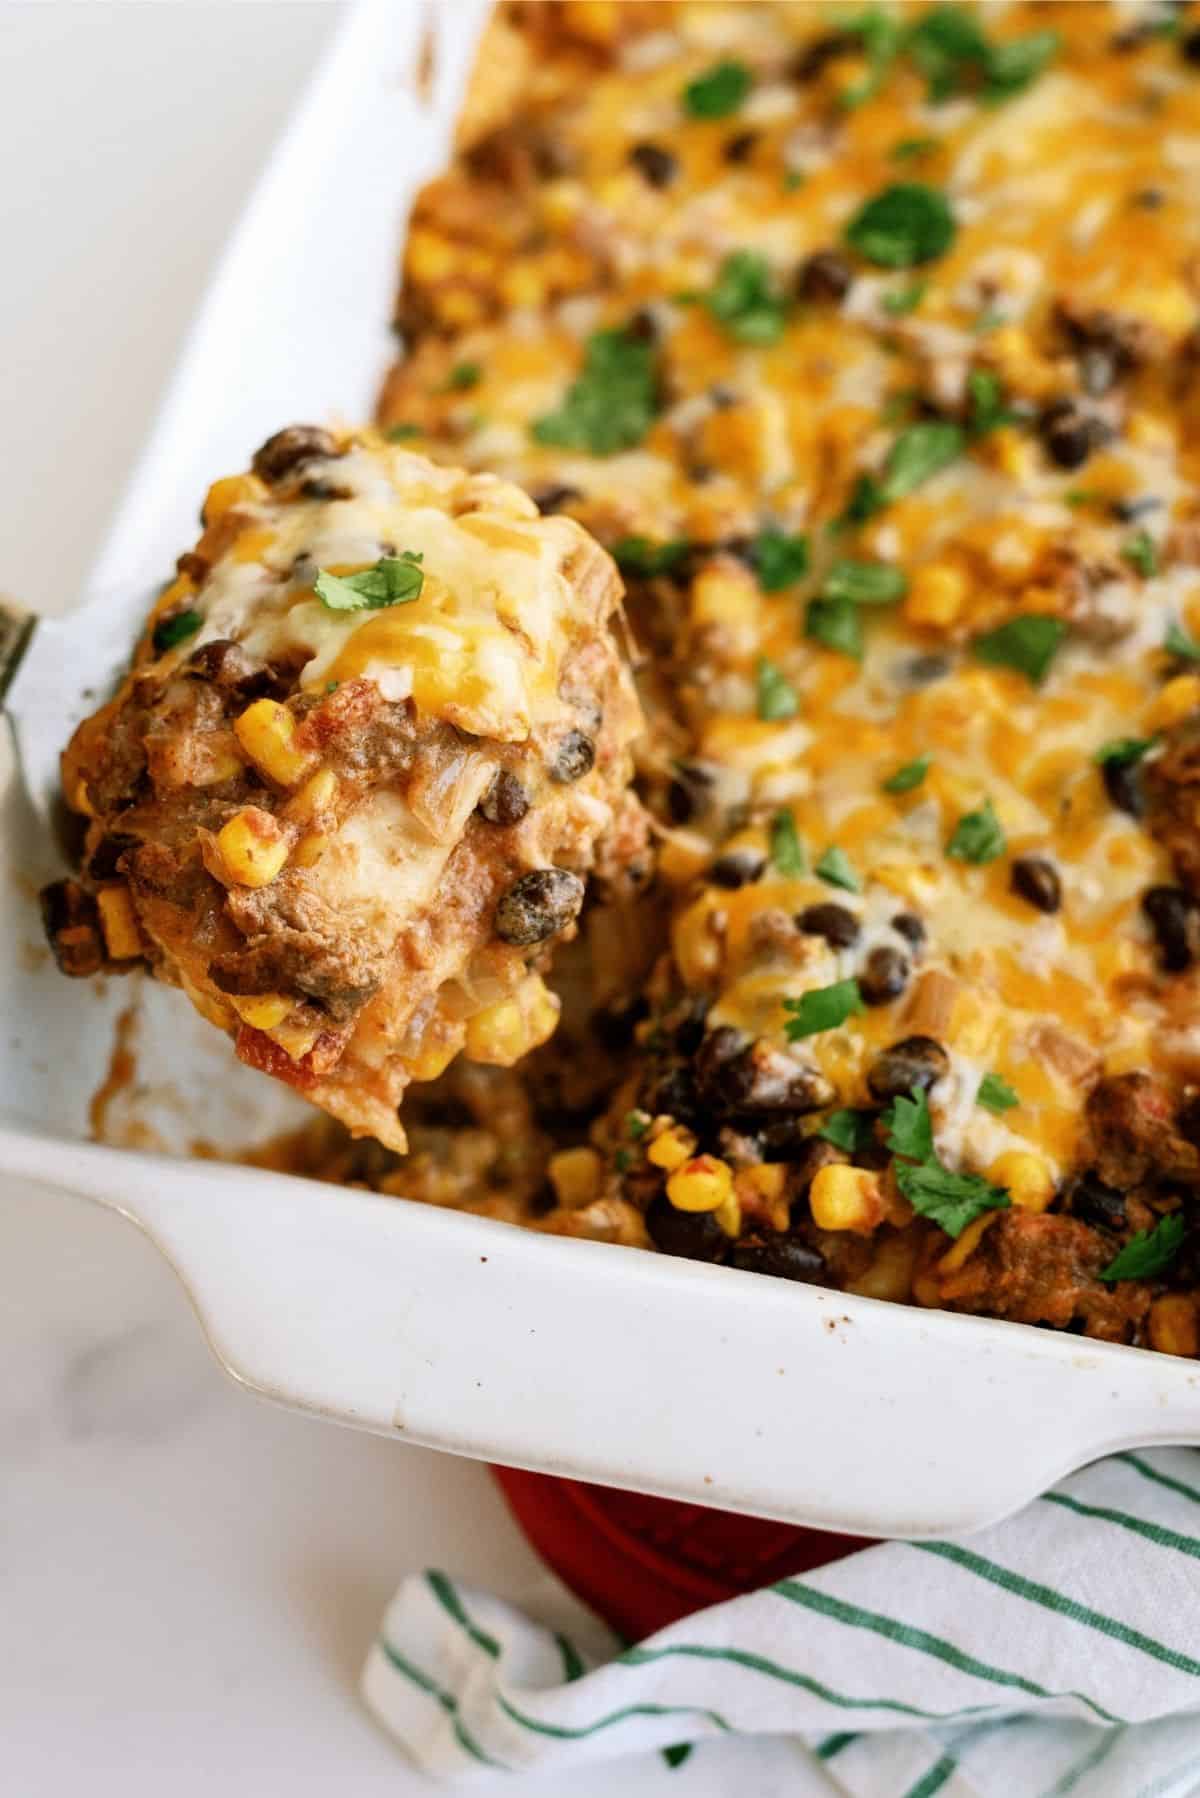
[215,808,290,887]
[96,886,142,960]
[548,1147,603,1209]
[231,993,295,1031]
[1148,1294,1199,1358]
[647,1126,697,1172]
[269,1018,322,1061]
[234,699,316,789]
[666,1155,734,1213]
[809,1164,883,1234]
[987,1150,1055,1213]
[291,832,329,870]
[500,264,546,310]
[714,1191,743,1238]
[464,975,561,1065]
[847,1232,917,1301]
[202,474,260,525]
[562,0,621,44]
[407,1033,460,1083]
[287,768,338,825]
[407,228,456,282]
[1148,674,1200,732]
[905,562,968,629]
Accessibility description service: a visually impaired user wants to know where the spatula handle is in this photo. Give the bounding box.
[0,598,35,709]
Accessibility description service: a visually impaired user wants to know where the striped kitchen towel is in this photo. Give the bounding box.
[361,1449,1200,1794]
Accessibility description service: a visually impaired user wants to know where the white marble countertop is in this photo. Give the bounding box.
[0,8,804,1792]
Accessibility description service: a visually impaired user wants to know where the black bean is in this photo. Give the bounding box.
[494,868,584,945]
[1181,27,1200,64]
[710,848,766,890]
[860,946,910,1006]
[666,759,718,825]
[251,425,339,484]
[1010,856,1062,914]
[797,903,860,948]
[590,996,647,1051]
[790,32,850,81]
[797,250,853,304]
[723,130,758,164]
[1111,496,1162,523]
[1067,1173,1128,1233]
[673,995,712,1057]
[1142,884,1196,973]
[1038,399,1109,470]
[640,1062,701,1127]
[531,484,582,515]
[626,307,659,344]
[1101,755,1145,818]
[729,1234,827,1282]
[696,1030,835,1115]
[549,730,595,783]
[891,912,926,951]
[646,1193,728,1262]
[899,653,951,687]
[867,1035,949,1101]
[478,771,530,826]
[787,1136,850,1190]
[628,141,677,188]
[85,834,137,882]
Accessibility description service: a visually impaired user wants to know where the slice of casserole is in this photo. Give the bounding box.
[46,428,645,1150]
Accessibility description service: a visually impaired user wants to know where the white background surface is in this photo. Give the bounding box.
[0,6,748,1793]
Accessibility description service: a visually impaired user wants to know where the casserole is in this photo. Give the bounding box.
[4,0,1200,1535]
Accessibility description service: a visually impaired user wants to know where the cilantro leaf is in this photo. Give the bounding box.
[806,595,863,659]
[973,614,1066,684]
[612,535,691,578]
[152,608,203,654]
[1094,736,1156,770]
[819,1108,878,1152]
[1100,1213,1186,1283]
[752,528,810,591]
[883,1087,935,1161]
[907,8,1057,105]
[770,808,806,875]
[1122,530,1159,578]
[838,6,904,108]
[882,280,927,316]
[314,553,424,613]
[891,136,939,161]
[845,182,956,268]
[841,422,964,525]
[883,753,931,794]
[894,1158,1010,1237]
[947,799,1005,864]
[967,368,1018,437]
[815,845,861,892]
[532,328,659,456]
[625,1110,650,1140]
[704,250,790,344]
[783,979,865,1041]
[977,1072,1018,1113]
[444,361,481,391]
[756,656,800,721]
[823,559,908,605]
[1166,622,1200,663]
[385,422,423,441]
[683,58,751,119]
[982,28,1058,101]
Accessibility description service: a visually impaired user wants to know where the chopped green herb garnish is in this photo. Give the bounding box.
[152,609,203,654]
[823,559,908,605]
[895,1157,1010,1237]
[1166,621,1200,663]
[683,58,752,118]
[883,753,932,794]
[783,169,807,191]
[806,596,863,659]
[815,845,861,893]
[1094,736,1156,770]
[838,6,904,108]
[325,680,339,694]
[977,1072,1018,1113]
[967,368,1018,437]
[625,1110,650,1140]
[614,1148,634,1173]
[947,798,1006,864]
[882,280,927,316]
[819,1108,878,1152]
[891,135,939,161]
[756,655,800,721]
[612,535,691,578]
[973,613,1066,684]
[783,978,865,1041]
[881,388,921,425]
[770,808,806,875]
[981,28,1058,100]
[883,1088,935,1162]
[314,552,424,613]
[1122,530,1159,578]
[703,250,789,344]
[752,528,810,591]
[1099,1213,1186,1284]
[885,420,965,497]
[532,327,659,456]
[845,182,956,268]
[907,7,1057,105]
[1064,487,1104,508]
[443,361,481,392]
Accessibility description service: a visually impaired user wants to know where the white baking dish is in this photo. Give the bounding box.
[4,0,1199,1539]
